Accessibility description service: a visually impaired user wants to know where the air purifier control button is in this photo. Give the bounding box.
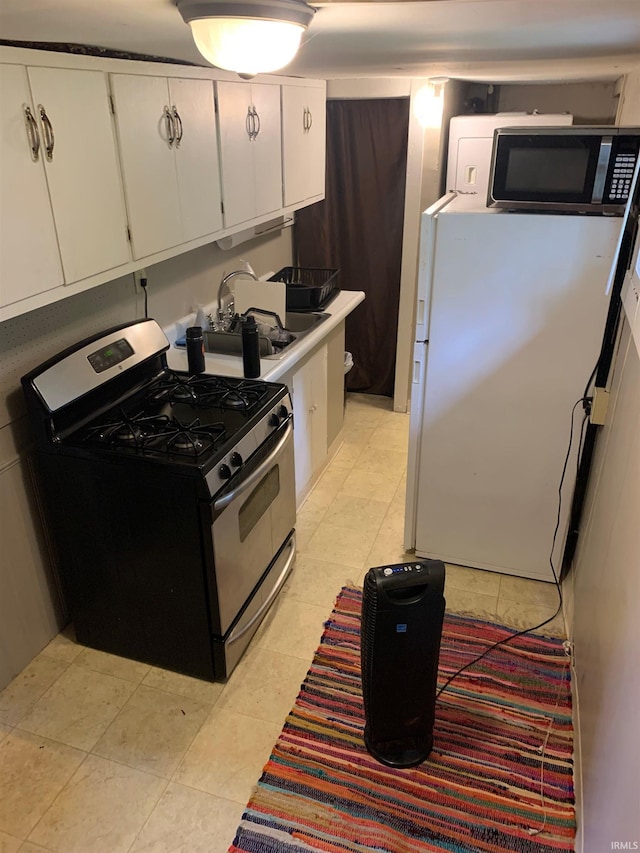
[382,563,425,576]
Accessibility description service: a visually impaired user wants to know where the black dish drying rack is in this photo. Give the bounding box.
[268,267,340,311]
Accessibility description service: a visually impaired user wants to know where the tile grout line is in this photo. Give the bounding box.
[24,748,90,849]
[124,775,172,853]
[0,657,72,730]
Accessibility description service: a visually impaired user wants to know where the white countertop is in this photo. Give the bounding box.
[165,290,365,382]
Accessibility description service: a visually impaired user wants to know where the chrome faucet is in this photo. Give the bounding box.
[217,269,258,325]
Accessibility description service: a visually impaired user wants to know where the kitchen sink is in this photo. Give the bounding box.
[282,311,330,335]
[200,311,330,360]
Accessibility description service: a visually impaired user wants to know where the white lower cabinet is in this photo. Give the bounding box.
[0,63,130,309]
[110,74,223,259]
[326,322,346,448]
[292,345,328,503]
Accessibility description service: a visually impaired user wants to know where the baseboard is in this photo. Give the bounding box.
[570,651,583,853]
[561,574,581,852]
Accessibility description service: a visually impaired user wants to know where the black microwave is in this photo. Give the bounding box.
[487,126,640,215]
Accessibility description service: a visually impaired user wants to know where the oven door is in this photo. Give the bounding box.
[208,417,296,636]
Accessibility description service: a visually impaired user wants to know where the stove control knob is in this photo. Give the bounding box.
[278,404,289,420]
[269,413,280,427]
[219,463,232,480]
[230,451,243,467]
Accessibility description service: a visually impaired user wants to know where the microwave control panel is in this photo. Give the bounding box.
[608,150,638,202]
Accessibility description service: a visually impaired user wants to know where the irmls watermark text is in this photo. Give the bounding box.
[611,843,639,850]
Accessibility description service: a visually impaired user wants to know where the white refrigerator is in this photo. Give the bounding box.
[404,193,621,581]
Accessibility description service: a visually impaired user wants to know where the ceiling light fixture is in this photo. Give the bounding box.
[177,0,315,77]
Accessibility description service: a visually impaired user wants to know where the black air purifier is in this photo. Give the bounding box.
[361,560,446,768]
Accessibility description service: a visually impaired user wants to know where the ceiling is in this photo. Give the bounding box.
[1,0,639,83]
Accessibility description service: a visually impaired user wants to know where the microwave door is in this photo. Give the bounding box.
[489,134,605,210]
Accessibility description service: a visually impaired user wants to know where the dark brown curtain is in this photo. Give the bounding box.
[295,98,409,397]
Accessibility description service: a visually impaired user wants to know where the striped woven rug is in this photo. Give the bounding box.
[230,586,575,853]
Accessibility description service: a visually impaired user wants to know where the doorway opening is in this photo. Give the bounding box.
[295,97,410,397]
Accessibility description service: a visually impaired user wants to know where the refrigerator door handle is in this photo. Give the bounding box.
[404,341,427,552]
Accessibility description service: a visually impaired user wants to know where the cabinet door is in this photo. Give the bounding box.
[27,66,131,283]
[282,84,326,207]
[292,345,328,500]
[168,77,223,242]
[326,321,345,448]
[250,83,282,218]
[304,86,326,200]
[216,81,256,228]
[111,74,182,259]
[0,64,63,308]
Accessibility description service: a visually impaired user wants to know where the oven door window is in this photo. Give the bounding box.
[239,464,280,543]
[210,425,296,637]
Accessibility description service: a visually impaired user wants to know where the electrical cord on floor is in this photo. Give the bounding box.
[523,651,572,837]
[436,397,588,701]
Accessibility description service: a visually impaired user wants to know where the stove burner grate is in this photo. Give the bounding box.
[146,374,269,412]
[83,412,227,457]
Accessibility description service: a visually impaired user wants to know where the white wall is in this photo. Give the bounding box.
[497,81,619,124]
[566,62,640,853]
[0,228,293,689]
[569,328,640,852]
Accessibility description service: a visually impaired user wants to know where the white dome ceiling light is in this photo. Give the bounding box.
[176,0,316,77]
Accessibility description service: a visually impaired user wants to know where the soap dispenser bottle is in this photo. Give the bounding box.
[241,316,260,379]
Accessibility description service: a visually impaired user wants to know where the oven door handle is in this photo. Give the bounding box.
[226,533,296,646]
[213,419,293,513]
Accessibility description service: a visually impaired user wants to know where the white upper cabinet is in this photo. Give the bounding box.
[27,66,131,284]
[281,83,326,207]
[0,45,327,322]
[168,77,223,244]
[216,81,282,228]
[0,63,63,307]
[0,63,130,309]
[110,74,222,259]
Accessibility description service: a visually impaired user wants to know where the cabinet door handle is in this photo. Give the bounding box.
[172,106,183,147]
[23,105,41,161]
[302,107,307,131]
[38,105,54,161]
[164,106,175,147]
[245,106,254,140]
[253,106,261,139]
[307,108,313,131]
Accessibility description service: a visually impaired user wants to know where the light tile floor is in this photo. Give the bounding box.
[0,392,566,853]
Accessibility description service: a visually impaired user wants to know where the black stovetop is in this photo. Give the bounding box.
[69,371,283,467]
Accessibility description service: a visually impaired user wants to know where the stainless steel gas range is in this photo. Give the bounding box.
[22,318,296,681]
